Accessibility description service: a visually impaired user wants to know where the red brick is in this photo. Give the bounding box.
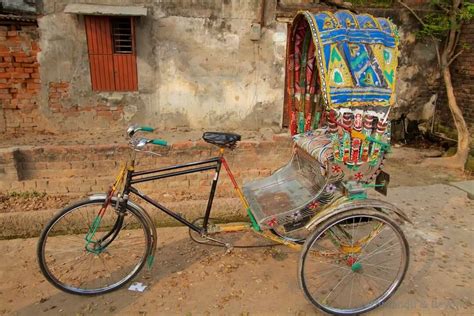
[3,57,12,62]
[11,73,29,79]
[31,42,40,51]
[22,62,39,68]
[56,87,69,93]
[15,93,34,99]
[51,82,69,88]
[23,68,33,73]
[11,51,29,58]
[2,101,16,109]
[0,93,12,99]
[31,73,40,79]
[15,57,36,63]
[7,31,17,37]
[0,72,11,78]
[96,111,113,117]
[27,83,40,90]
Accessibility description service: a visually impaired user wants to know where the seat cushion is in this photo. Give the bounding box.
[202,132,241,147]
[293,129,333,167]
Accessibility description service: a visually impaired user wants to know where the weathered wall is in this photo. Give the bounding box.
[1,0,470,136]
[0,0,37,13]
[33,0,287,132]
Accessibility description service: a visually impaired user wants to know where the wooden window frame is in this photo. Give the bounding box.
[84,15,138,92]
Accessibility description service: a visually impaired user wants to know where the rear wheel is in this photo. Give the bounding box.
[299,209,409,315]
[37,198,152,295]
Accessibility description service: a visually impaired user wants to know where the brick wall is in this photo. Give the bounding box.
[47,81,124,120]
[0,136,293,203]
[0,24,42,133]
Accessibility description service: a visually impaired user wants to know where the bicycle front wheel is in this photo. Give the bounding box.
[299,209,409,315]
[37,198,152,295]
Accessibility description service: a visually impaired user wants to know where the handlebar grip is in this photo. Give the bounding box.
[150,139,167,146]
[140,126,155,132]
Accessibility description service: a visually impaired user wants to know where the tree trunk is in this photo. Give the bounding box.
[426,53,470,170]
[442,62,470,168]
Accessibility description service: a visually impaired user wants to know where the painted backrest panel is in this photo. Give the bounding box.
[303,10,399,110]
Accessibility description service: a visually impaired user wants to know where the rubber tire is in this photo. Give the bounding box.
[37,198,152,296]
[298,209,409,315]
[269,228,306,244]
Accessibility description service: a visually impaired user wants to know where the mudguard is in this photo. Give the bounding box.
[305,198,411,231]
[88,194,157,268]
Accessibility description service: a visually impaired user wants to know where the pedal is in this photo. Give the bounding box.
[224,243,234,254]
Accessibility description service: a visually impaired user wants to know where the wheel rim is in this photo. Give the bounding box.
[302,214,408,314]
[40,202,149,294]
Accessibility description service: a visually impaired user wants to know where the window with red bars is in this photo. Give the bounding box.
[84,16,138,91]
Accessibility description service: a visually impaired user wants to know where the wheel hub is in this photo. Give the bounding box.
[346,256,362,272]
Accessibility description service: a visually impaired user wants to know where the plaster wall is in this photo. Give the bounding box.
[37,0,287,131]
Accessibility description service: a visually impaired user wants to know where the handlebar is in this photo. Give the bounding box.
[127,125,168,150]
[127,125,155,137]
[150,139,167,146]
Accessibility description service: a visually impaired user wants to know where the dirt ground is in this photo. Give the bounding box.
[0,181,473,316]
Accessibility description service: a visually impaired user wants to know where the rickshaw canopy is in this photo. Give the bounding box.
[290,10,399,113]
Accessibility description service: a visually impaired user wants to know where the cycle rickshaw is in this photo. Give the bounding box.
[37,10,410,315]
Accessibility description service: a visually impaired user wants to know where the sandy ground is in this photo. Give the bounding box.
[0,182,472,316]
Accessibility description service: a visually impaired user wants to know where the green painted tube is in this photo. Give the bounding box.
[150,139,167,146]
[140,126,154,132]
[312,112,321,130]
[246,208,261,232]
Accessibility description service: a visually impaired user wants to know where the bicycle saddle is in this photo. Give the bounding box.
[202,132,241,149]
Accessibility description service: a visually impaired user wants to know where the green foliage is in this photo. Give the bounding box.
[417,0,474,40]
[8,191,47,199]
